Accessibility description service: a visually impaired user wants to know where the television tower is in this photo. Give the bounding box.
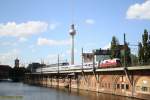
[69,0,76,65]
[69,24,76,65]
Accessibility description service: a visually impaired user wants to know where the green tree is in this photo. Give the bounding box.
[120,42,131,67]
[138,42,144,64]
[131,54,138,66]
[142,29,149,64]
[110,35,131,66]
[110,36,120,59]
[124,42,131,66]
[148,35,150,62]
[138,29,150,65]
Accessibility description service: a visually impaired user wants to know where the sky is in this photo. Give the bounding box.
[0,0,150,67]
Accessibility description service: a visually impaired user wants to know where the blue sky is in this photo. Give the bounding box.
[0,0,150,67]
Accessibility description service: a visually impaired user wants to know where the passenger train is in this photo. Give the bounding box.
[36,58,121,73]
[36,62,96,73]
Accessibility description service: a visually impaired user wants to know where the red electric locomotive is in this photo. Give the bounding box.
[99,58,121,68]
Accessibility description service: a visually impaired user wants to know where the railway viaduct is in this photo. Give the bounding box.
[24,66,150,100]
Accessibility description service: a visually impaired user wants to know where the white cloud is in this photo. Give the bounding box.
[0,41,17,46]
[0,49,20,67]
[85,19,95,25]
[49,23,60,30]
[0,37,27,47]
[37,37,71,46]
[18,37,27,42]
[0,21,48,37]
[126,0,150,20]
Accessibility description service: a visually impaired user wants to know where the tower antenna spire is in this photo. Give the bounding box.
[71,0,75,24]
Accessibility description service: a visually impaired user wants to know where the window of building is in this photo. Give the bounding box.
[126,84,129,90]
[105,83,107,88]
[117,84,120,89]
[121,84,124,89]
[108,83,110,88]
[142,87,148,92]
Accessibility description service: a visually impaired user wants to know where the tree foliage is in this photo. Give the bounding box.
[124,42,131,66]
[130,54,138,66]
[110,35,131,66]
[110,36,120,58]
[138,42,144,64]
[138,29,150,65]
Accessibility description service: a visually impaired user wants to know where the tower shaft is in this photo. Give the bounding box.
[71,35,74,65]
